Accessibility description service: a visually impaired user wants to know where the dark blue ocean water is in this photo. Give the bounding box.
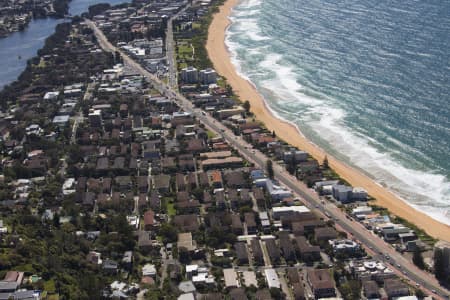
[0,0,127,88]
[227,0,450,223]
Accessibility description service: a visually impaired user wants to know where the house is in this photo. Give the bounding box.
[178,293,195,300]
[265,238,281,265]
[259,212,271,232]
[384,278,410,299]
[223,268,239,288]
[87,251,102,265]
[103,259,119,274]
[329,239,361,256]
[278,231,296,262]
[272,206,311,220]
[178,281,196,294]
[234,242,249,265]
[115,176,132,191]
[363,280,380,299]
[229,288,247,300]
[332,185,367,203]
[137,176,149,193]
[201,157,243,170]
[149,191,160,211]
[186,265,198,279]
[138,231,154,251]
[187,172,197,190]
[225,170,246,188]
[177,200,201,214]
[122,251,133,271]
[231,214,243,235]
[144,210,155,231]
[0,281,19,293]
[142,264,157,277]
[153,174,171,193]
[186,138,207,153]
[0,220,6,234]
[295,236,321,262]
[315,227,338,243]
[198,172,210,187]
[255,289,271,300]
[264,268,280,289]
[209,170,223,188]
[291,219,325,236]
[250,239,264,265]
[292,283,306,300]
[244,212,257,234]
[242,271,257,288]
[179,154,196,171]
[173,215,199,232]
[286,268,301,285]
[306,269,336,299]
[198,293,223,300]
[178,232,196,252]
[176,173,186,191]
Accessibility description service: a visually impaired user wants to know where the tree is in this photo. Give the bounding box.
[266,159,274,179]
[413,248,425,270]
[434,248,447,281]
[323,155,329,169]
[159,223,178,244]
[178,247,191,264]
[415,288,425,299]
[243,100,250,113]
[269,287,283,299]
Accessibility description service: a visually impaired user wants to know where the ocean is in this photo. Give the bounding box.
[226,0,450,224]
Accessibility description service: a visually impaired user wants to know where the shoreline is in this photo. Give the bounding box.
[205,0,450,241]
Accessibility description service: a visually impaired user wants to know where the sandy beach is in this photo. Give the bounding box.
[205,0,450,241]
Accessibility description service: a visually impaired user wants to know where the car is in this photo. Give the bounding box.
[415,283,420,287]
[396,264,401,268]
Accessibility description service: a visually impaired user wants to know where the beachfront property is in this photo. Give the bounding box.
[181,66,199,83]
[199,68,217,85]
[332,184,368,203]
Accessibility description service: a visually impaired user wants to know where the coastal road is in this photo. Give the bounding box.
[86,19,450,299]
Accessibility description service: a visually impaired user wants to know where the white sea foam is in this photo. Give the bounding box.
[226,0,450,225]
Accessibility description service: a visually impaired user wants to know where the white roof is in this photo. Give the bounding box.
[142,264,156,276]
[223,268,239,287]
[264,268,280,289]
[178,281,196,293]
[242,271,257,287]
[272,206,310,214]
[178,293,195,300]
[186,264,198,273]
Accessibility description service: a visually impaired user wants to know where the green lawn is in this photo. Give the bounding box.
[162,197,176,217]
[44,279,56,293]
[207,130,216,139]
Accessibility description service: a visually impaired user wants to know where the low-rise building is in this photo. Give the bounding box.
[306,269,336,299]
[264,268,280,289]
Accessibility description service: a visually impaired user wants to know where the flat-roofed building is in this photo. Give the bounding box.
[223,268,239,288]
[264,268,280,289]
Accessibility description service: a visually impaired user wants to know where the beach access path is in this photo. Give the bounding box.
[205,0,450,242]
